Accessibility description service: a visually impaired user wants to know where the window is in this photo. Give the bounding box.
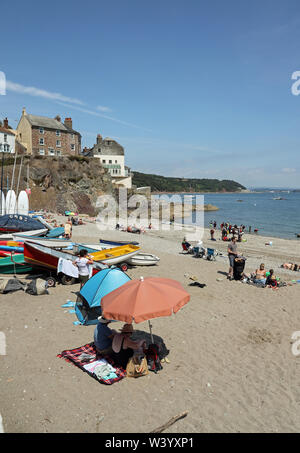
[56,150,61,156]
[4,144,10,152]
[102,159,106,163]
[115,160,117,164]
[48,147,55,156]
[56,140,61,147]
[39,127,44,134]
[56,130,61,136]
[71,144,75,151]
[4,134,7,142]
[71,133,74,139]
[109,160,112,164]
[39,138,44,145]
[39,149,45,155]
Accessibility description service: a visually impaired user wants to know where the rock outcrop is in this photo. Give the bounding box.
[2,155,114,215]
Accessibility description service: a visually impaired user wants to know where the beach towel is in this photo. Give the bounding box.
[57,342,126,385]
[57,258,79,278]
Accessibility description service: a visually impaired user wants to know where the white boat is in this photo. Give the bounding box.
[126,252,160,266]
[22,237,74,248]
[13,228,48,239]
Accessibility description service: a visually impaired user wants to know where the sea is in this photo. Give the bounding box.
[154,191,300,240]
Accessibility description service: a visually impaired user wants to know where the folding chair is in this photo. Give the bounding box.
[206,248,217,261]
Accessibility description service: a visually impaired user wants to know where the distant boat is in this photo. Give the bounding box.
[273,197,286,200]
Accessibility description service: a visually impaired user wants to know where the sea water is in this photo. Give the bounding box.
[155,191,300,240]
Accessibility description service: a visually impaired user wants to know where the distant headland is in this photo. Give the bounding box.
[132,171,246,193]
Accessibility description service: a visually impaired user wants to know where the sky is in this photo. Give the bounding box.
[1,0,300,188]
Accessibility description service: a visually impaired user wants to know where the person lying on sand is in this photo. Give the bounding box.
[281,263,299,271]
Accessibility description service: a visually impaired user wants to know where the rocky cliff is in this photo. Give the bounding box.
[1,155,114,215]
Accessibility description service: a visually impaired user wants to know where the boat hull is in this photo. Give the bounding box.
[126,253,160,266]
[99,239,139,246]
[0,254,33,274]
[23,242,107,273]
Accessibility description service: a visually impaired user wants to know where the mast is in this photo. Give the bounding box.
[15,155,24,213]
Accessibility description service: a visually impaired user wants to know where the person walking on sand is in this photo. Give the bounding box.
[227,236,238,280]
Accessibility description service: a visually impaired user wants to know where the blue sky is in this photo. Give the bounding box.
[1,0,300,188]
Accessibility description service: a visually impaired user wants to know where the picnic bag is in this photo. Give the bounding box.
[146,343,163,374]
[126,355,149,378]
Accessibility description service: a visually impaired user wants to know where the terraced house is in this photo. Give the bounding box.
[16,108,81,156]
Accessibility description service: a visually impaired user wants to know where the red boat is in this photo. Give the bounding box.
[23,241,106,273]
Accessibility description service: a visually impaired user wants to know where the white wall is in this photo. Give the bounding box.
[0,131,15,153]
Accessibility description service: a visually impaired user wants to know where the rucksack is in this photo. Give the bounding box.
[145,343,163,373]
[26,279,48,295]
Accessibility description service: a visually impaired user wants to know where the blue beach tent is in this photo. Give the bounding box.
[75,267,131,325]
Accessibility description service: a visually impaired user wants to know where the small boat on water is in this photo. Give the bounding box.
[99,239,139,246]
[126,252,160,266]
[0,254,33,274]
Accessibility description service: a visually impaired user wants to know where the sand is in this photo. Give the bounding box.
[1,219,300,433]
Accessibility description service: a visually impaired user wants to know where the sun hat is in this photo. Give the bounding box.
[119,323,134,334]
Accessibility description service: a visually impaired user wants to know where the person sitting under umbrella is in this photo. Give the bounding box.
[94,316,117,356]
[110,324,146,369]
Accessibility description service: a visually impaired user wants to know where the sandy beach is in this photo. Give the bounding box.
[1,219,300,433]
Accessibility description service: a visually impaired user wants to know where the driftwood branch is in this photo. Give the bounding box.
[150,411,188,433]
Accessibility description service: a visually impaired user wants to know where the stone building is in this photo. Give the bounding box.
[84,134,132,188]
[16,108,81,156]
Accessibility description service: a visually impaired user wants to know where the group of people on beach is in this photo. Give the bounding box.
[208,221,246,242]
[227,237,280,287]
[94,317,146,369]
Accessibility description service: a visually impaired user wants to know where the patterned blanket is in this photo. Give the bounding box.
[57,342,126,385]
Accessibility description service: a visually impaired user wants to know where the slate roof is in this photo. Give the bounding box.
[25,114,81,135]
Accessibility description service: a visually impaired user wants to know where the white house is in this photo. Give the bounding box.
[85,134,132,188]
[0,118,16,153]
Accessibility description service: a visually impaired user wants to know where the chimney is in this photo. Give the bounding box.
[97,133,102,144]
[64,117,72,129]
[3,117,9,129]
[55,115,61,123]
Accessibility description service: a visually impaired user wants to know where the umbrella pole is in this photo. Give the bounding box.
[148,320,154,344]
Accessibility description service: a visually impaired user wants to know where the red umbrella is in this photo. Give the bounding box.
[101,276,190,341]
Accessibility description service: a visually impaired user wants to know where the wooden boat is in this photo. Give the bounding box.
[0,215,46,233]
[13,228,48,239]
[0,250,23,258]
[13,237,73,248]
[99,239,139,246]
[24,241,140,272]
[126,252,160,266]
[0,254,33,274]
[90,244,140,265]
[23,241,106,272]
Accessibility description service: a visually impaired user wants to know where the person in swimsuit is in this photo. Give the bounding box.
[254,263,267,285]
